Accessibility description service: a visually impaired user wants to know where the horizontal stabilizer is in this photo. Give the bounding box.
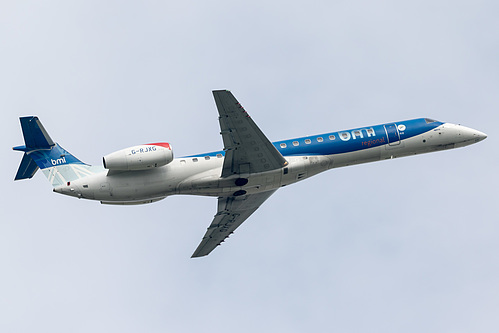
[14,153,39,180]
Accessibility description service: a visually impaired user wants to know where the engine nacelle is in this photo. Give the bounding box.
[103,143,174,171]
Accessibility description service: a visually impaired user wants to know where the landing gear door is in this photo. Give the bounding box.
[384,124,401,146]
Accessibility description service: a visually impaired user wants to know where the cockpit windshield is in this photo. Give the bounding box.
[424,118,438,124]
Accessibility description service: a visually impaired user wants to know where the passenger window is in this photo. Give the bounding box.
[305,139,311,144]
[192,158,198,162]
[204,156,210,160]
[341,133,349,139]
[292,141,299,146]
[180,160,186,165]
[317,137,323,142]
[367,129,374,135]
[216,154,223,158]
[329,135,335,140]
[280,143,287,148]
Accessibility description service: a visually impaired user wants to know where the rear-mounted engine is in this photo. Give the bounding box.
[103,143,173,171]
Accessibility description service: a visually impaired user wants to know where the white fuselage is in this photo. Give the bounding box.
[53,122,486,204]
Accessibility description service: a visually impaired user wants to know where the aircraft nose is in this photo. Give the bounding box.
[444,123,487,148]
[475,130,487,142]
[465,127,487,143]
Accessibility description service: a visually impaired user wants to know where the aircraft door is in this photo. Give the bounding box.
[384,124,401,146]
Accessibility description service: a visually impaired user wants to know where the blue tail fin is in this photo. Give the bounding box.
[19,116,55,149]
[13,116,100,186]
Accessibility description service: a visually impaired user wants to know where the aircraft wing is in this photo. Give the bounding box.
[213,90,287,177]
[191,190,276,258]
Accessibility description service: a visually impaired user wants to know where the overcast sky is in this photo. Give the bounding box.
[1,1,498,332]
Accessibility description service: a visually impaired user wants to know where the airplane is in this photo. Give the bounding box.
[13,90,487,257]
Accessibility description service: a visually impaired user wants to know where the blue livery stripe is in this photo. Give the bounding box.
[184,118,443,159]
[28,143,85,169]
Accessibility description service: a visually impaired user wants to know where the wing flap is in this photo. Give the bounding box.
[213,90,287,177]
[191,190,276,258]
